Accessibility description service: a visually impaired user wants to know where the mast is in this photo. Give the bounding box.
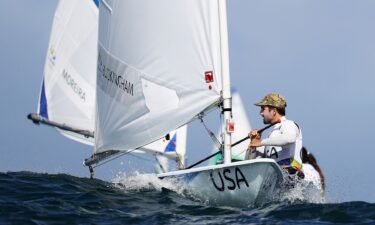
[218,0,233,164]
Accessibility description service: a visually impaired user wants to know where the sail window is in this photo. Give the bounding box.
[141,78,179,113]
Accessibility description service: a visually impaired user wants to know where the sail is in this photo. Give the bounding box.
[149,125,188,172]
[230,91,252,160]
[143,126,187,159]
[96,0,226,153]
[38,0,99,145]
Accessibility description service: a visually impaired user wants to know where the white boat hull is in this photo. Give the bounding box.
[158,158,284,207]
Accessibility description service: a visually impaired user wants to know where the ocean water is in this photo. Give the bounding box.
[1,171,374,225]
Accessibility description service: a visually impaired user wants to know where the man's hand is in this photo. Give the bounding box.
[248,129,261,140]
[248,129,262,148]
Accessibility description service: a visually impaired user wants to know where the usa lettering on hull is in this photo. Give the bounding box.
[210,167,249,192]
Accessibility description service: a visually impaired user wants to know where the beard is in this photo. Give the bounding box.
[263,118,271,124]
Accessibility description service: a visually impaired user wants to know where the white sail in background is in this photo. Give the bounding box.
[210,90,252,164]
[96,0,224,153]
[150,125,188,172]
[38,0,99,145]
[144,126,187,159]
[230,91,252,160]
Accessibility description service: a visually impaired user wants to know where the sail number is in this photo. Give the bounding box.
[209,167,249,192]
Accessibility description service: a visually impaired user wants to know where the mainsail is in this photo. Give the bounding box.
[96,0,228,154]
[35,0,99,145]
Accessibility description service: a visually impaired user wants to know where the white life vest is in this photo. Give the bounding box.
[262,117,303,169]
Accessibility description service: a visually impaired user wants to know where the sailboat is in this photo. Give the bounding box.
[95,0,283,206]
[27,0,99,145]
[28,0,187,175]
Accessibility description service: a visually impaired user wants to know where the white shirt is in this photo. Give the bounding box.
[261,116,303,166]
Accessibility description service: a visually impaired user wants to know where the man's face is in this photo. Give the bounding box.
[260,106,275,124]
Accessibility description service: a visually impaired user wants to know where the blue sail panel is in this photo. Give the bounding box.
[93,0,99,8]
[164,134,177,153]
[39,79,49,119]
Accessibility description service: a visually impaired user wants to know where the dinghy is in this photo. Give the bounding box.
[29,0,284,207]
[28,0,99,145]
[94,0,284,206]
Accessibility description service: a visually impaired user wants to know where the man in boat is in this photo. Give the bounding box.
[247,93,304,178]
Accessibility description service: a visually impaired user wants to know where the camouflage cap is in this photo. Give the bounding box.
[254,93,287,108]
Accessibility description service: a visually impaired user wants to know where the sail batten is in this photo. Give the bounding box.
[96,0,225,153]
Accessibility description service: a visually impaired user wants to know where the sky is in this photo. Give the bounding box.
[1,0,375,202]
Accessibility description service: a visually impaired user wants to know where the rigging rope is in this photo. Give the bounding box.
[198,113,222,150]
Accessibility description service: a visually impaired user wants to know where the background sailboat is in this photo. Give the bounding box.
[29,0,98,145]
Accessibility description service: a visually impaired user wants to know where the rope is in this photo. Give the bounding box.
[198,113,222,150]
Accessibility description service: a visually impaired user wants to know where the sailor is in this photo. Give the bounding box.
[301,147,325,192]
[248,93,304,177]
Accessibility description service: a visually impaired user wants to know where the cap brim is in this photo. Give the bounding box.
[254,102,266,107]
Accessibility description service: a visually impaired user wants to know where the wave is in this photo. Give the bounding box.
[0,171,374,225]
